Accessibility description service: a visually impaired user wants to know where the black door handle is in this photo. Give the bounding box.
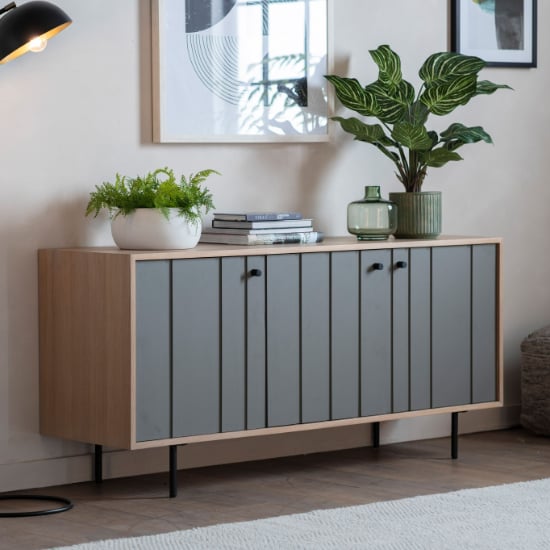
[250,268,263,277]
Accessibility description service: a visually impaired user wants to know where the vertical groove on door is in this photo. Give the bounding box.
[390,254,394,414]
[219,258,223,434]
[299,257,303,425]
[328,253,333,421]
[169,261,173,439]
[470,246,474,405]
[408,250,412,412]
[358,252,363,417]
[430,248,434,409]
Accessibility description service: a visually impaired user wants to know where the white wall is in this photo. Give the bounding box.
[1,0,548,492]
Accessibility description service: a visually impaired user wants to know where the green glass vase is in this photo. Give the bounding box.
[347,186,397,241]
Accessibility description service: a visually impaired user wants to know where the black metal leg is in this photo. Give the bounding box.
[372,422,380,448]
[94,444,103,483]
[169,445,178,498]
[451,412,459,460]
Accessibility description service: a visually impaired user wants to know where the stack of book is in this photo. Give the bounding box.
[200,212,324,245]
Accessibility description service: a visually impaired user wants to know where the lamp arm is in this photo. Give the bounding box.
[0,2,16,17]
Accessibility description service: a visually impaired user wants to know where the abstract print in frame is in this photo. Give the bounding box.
[451,0,537,67]
[152,0,330,142]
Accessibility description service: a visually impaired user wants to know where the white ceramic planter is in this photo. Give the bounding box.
[111,208,201,250]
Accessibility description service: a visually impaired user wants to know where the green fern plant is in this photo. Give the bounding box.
[325,45,511,192]
[85,167,219,223]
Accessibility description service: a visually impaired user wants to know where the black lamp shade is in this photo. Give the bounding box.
[0,1,71,64]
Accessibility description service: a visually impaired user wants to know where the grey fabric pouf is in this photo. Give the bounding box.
[521,325,550,435]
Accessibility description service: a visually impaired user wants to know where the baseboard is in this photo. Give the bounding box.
[1,405,521,493]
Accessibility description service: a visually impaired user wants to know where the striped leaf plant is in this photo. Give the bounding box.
[325,45,510,192]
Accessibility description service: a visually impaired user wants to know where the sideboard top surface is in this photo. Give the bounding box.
[40,235,502,261]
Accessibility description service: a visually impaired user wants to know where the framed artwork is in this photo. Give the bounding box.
[152,0,330,143]
[451,0,537,67]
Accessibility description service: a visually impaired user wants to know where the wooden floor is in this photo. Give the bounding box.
[1,427,549,549]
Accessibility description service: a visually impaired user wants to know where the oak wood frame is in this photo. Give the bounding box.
[38,236,503,451]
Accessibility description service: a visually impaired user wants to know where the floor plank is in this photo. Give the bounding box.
[0,428,549,549]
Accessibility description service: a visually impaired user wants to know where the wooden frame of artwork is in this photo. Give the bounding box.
[451,0,537,67]
[152,0,331,142]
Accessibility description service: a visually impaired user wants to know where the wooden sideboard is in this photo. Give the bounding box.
[38,236,502,496]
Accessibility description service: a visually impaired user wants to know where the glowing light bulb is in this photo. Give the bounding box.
[28,36,48,53]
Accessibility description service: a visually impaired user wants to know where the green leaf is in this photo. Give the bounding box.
[420,74,477,115]
[420,147,463,167]
[369,45,402,87]
[391,122,433,151]
[364,79,415,124]
[324,75,378,116]
[476,80,513,95]
[331,117,399,162]
[332,116,394,145]
[419,52,485,86]
[188,168,222,185]
[440,123,493,145]
[406,101,429,126]
[427,131,439,147]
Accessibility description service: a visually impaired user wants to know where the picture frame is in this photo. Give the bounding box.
[450,0,537,68]
[152,0,331,143]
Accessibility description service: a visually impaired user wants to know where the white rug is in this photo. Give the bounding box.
[53,477,550,550]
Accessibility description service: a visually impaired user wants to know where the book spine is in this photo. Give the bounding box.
[212,219,312,229]
[203,227,313,235]
[214,212,302,221]
[246,213,302,221]
[247,232,324,245]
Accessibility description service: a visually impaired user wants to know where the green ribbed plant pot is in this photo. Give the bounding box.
[388,191,442,239]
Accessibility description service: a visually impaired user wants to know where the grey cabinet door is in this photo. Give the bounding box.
[172,256,269,436]
[135,261,171,442]
[432,244,498,408]
[360,248,431,416]
[172,258,220,437]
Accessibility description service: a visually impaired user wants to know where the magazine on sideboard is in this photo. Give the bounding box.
[203,226,313,235]
[213,212,302,222]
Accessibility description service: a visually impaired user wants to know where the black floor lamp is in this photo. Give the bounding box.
[0,0,72,517]
[0,0,71,63]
